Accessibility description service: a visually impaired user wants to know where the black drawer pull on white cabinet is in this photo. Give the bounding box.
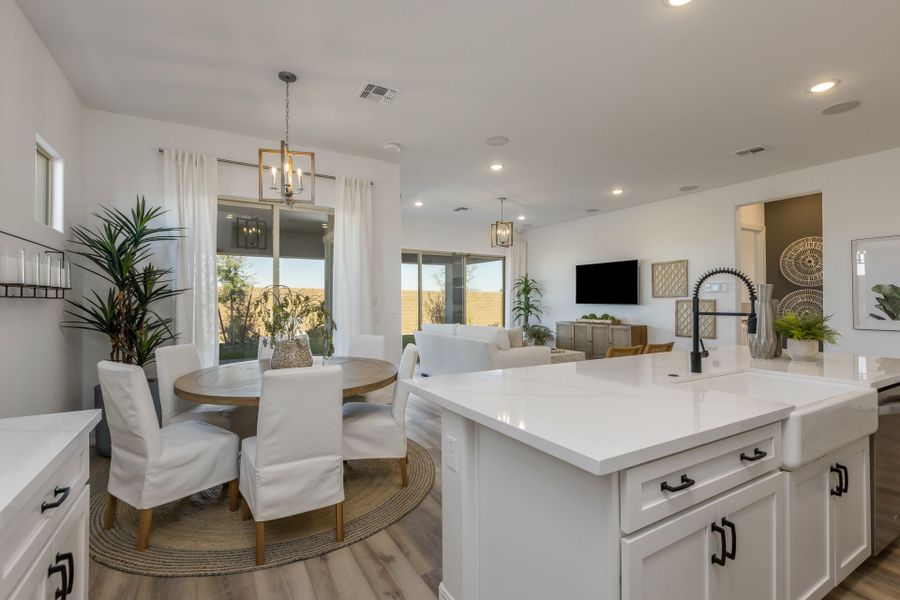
[830,465,844,497]
[740,448,767,462]
[660,474,696,493]
[836,463,849,494]
[41,485,71,513]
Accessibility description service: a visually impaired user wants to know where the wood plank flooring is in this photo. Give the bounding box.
[89,395,900,599]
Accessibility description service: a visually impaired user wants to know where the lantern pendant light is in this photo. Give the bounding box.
[490,197,514,248]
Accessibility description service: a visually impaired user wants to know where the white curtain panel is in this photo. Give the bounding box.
[163,149,219,367]
[333,176,375,356]
[507,240,528,326]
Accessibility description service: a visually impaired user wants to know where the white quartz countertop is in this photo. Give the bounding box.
[402,346,900,476]
[0,410,101,519]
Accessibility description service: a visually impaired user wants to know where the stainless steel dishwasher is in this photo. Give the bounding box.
[872,382,900,555]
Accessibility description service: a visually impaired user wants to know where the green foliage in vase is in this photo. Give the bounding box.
[525,324,555,347]
[774,312,840,344]
[512,273,543,327]
[870,283,900,321]
[254,285,337,357]
[62,196,184,367]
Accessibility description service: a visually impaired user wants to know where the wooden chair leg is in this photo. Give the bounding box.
[136,509,153,552]
[228,479,239,512]
[335,502,345,543]
[399,455,409,487]
[103,493,118,529]
[241,497,251,521]
[255,521,266,565]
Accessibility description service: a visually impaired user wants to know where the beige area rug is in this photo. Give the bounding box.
[89,441,434,577]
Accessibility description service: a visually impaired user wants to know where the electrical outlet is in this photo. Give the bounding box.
[445,435,459,472]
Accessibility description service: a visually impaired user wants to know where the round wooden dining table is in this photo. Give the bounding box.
[173,356,398,406]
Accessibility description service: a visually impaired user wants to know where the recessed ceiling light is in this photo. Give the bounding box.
[490,163,504,171]
[822,100,862,115]
[225,213,234,220]
[517,215,526,221]
[413,200,424,207]
[383,142,403,152]
[664,0,694,7]
[611,188,625,196]
[321,223,328,229]
[486,136,509,146]
[806,80,839,94]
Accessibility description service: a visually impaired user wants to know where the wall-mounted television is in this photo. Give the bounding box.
[575,260,639,305]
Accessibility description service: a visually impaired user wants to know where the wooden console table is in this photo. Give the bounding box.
[555,321,648,359]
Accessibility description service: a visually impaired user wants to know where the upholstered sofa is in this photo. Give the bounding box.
[413,324,551,377]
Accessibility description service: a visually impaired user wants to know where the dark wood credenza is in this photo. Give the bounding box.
[555,321,648,359]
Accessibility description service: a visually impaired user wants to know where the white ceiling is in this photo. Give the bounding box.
[17,0,900,228]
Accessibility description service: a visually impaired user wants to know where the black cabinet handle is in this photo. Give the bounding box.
[47,561,68,600]
[661,474,696,493]
[830,465,844,497]
[41,486,71,513]
[722,518,737,560]
[57,553,74,594]
[740,448,768,462]
[711,522,727,566]
[836,463,849,494]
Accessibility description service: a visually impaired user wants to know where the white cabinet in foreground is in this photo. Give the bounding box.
[787,436,870,600]
[623,471,785,600]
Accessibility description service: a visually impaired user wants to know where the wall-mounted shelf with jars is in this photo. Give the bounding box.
[0,230,72,299]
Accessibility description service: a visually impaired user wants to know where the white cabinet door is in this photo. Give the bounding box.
[49,487,89,600]
[787,456,833,600]
[8,544,52,600]
[717,472,786,600]
[622,502,719,600]
[832,438,870,584]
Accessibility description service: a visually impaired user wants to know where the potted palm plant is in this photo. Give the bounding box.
[774,312,840,361]
[512,273,554,346]
[63,196,184,456]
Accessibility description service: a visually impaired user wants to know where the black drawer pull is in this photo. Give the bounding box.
[57,553,74,594]
[836,463,849,494]
[722,518,737,560]
[661,474,696,493]
[47,560,68,600]
[830,465,844,497]
[740,448,767,462]
[41,486,71,513]
[711,522,727,566]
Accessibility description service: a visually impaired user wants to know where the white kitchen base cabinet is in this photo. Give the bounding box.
[622,471,786,600]
[787,436,871,600]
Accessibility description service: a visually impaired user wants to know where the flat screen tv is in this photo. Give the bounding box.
[575,260,639,305]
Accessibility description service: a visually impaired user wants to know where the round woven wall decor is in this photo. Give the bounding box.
[778,289,824,317]
[779,236,824,287]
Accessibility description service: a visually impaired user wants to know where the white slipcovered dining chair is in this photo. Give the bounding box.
[342,344,419,486]
[97,360,240,551]
[156,344,257,438]
[239,365,345,565]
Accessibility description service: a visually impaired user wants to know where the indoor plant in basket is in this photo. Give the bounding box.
[774,312,840,361]
[62,196,184,456]
[255,286,337,367]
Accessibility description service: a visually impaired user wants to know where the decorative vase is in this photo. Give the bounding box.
[786,338,819,361]
[748,284,778,359]
[771,299,783,358]
[270,334,313,369]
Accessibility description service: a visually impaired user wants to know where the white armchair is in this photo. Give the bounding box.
[239,365,345,565]
[97,361,240,551]
[342,344,419,486]
[414,331,550,377]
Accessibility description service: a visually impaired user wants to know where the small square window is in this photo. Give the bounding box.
[35,144,52,226]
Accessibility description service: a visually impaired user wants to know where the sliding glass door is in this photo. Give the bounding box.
[402,250,505,346]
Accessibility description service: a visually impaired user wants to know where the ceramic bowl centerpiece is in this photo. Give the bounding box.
[774,312,840,362]
[254,285,337,369]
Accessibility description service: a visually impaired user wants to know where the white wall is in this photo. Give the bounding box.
[80,109,401,407]
[401,215,507,258]
[526,146,900,358]
[0,0,85,418]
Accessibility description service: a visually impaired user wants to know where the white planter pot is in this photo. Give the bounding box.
[786,338,819,361]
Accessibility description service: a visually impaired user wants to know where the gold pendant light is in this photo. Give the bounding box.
[258,71,315,206]
[490,197,514,248]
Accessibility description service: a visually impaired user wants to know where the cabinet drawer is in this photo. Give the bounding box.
[620,423,782,533]
[0,440,88,594]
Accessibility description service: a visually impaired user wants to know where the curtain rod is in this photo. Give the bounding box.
[157,148,337,181]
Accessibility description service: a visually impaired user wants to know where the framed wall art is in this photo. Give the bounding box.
[676,298,717,339]
[652,259,688,298]
[852,235,900,331]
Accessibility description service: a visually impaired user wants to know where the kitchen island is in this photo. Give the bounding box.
[402,346,900,600]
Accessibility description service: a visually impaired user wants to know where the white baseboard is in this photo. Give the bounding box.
[438,582,455,600]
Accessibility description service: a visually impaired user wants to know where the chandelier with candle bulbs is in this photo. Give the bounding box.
[258,71,315,207]
[490,197,514,248]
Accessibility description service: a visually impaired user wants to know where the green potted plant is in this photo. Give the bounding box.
[254,286,337,367]
[63,196,184,456]
[524,324,555,347]
[774,312,840,361]
[512,273,543,328]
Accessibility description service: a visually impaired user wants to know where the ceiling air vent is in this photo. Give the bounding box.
[453,206,469,212]
[732,145,769,158]
[359,82,399,104]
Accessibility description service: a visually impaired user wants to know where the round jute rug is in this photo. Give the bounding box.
[89,440,434,577]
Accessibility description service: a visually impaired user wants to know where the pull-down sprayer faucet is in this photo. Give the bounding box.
[691,268,758,373]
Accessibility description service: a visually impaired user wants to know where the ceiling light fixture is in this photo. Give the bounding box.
[414,200,424,207]
[384,142,403,153]
[807,80,839,94]
[612,188,625,196]
[490,163,504,171]
[664,0,694,7]
[490,197,514,248]
[517,215,526,221]
[258,71,315,207]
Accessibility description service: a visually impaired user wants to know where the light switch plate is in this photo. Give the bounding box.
[445,435,459,472]
[705,282,727,293]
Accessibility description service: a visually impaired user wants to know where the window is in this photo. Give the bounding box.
[35,143,52,227]
[402,250,505,346]
[216,200,334,363]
